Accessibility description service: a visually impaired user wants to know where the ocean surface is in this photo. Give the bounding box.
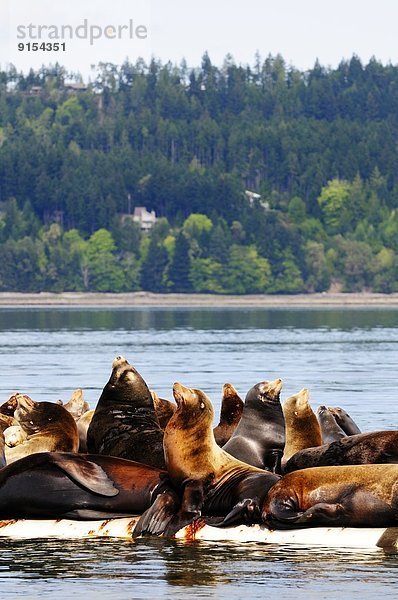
[1,306,398,598]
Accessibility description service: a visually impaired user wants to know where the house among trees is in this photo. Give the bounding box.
[132,207,157,231]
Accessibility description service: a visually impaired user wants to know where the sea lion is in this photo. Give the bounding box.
[60,388,90,421]
[222,379,284,473]
[213,383,244,447]
[87,356,165,469]
[262,464,398,528]
[77,409,95,453]
[0,451,178,521]
[316,405,346,444]
[284,430,398,472]
[282,388,322,464]
[151,390,176,430]
[0,394,18,417]
[328,407,361,435]
[0,413,18,432]
[135,383,280,537]
[5,394,79,464]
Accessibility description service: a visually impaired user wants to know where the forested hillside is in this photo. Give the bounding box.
[1,54,398,293]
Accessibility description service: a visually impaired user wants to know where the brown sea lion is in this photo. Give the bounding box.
[328,407,361,435]
[284,430,398,472]
[222,379,284,472]
[0,413,18,432]
[77,409,95,453]
[135,383,280,537]
[0,451,177,521]
[5,394,79,464]
[213,383,243,447]
[60,388,90,421]
[262,464,398,528]
[0,394,19,417]
[316,405,346,444]
[151,390,176,430]
[87,356,165,469]
[282,388,322,465]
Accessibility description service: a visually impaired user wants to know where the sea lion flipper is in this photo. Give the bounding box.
[134,490,180,537]
[213,498,261,528]
[50,455,119,497]
[294,502,347,525]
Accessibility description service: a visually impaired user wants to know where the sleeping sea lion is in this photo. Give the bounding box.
[282,388,322,465]
[222,379,284,472]
[262,464,398,528]
[284,430,398,472]
[87,356,165,469]
[0,451,177,521]
[328,407,361,435]
[213,383,243,447]
[5,394,79,464]
[135,383,279,537]
[316,405,346,444]
[151,390,176,430]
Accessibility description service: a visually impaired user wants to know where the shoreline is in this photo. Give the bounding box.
[1,291,398,307]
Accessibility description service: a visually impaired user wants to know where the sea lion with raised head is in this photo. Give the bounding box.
[87,357,165,469]
[316,405,346,444]
[5,394,79,464]
[135,383,279,537]
[60,388,90,421]
[282,388,322,465]
[0,451,178,521]
[222,379,284,473]
[262,464,398,528]
[213,383,243,447]
[284,430,398,472]
[151,390,176,430]
[328,407,361,435]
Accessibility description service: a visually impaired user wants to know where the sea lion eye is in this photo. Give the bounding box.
[200,402,205,409]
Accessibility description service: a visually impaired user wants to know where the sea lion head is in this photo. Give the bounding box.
[14,394,71,435]
[0,394,19,417]
[172,382,214,427]
[103,356,153,408]
[245,378,283,408]
[283,388,311,418]
[63,388,90,420]
[220,383,243,421]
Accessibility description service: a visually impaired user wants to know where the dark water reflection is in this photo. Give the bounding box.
[2,307,398,597]
[0,306,398,331]
[1,537,398,599]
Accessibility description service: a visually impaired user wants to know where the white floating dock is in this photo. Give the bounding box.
[0,517,397,551]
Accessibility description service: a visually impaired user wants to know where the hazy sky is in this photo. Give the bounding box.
[2,0,398,79]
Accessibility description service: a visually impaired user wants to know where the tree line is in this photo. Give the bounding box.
[1,54,398,293]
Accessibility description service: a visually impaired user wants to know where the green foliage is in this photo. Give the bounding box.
[2,57,398,293]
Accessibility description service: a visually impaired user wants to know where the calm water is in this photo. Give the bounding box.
[1,306,398,598]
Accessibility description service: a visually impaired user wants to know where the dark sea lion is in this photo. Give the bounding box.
[87,356,165,469]
[76,409,95,453]
[0,394,19,417]
[0,451,177,521]
[222,379,284,473]
[5,394,79,464]
[136,383,280,537]
[213,383,244,447]
[316,405,346,444]
[60,388,90,421]
[151,390,176,430]
[284,430,398,472]
[262,464,398,528]
[282,388,322,465]
[329,406,361,435]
